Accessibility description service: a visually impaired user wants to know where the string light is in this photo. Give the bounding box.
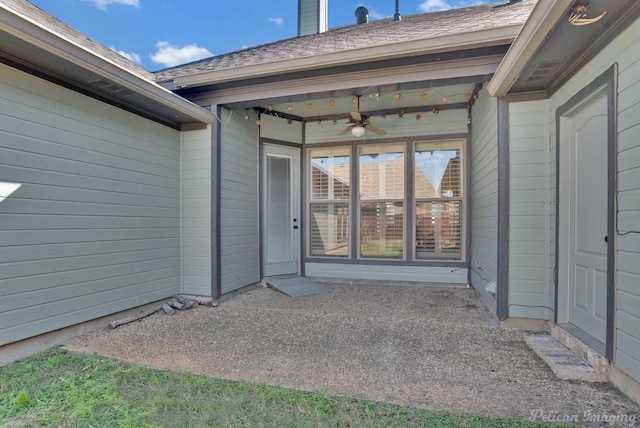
[395,92,402,99]
[287,105,293,111]
[441,96,447,104]
[432,107,439,114]
[267,104,273,111]
[329,100,335,107]
[398,111,404,118]
[352,97,358,104]
[416,114,421,120]
[421,93,428,100]
[307,103,313,109]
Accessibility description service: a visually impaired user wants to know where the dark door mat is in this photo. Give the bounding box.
[266,276,330,298]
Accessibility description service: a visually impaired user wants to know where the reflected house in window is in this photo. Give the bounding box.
[310,161,350,256]
[357,154,406,258]
[415,151,462,260]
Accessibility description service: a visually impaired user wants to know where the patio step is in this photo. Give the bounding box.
[524,334,608,382]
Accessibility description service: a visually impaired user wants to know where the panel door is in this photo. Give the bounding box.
[567,92,608,344]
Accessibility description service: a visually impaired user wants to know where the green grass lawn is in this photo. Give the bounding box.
[0,347,569,427]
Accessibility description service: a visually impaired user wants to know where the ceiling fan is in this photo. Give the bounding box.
[338,96,387,137]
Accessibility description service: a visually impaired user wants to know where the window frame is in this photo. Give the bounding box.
[412,139,466,261]
[307,147,352,258]
[357,143,407,261]
[304,137,468,264]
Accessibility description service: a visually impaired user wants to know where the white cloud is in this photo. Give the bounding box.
[109,46,141,64]
[418,0,484,12]
[269,17,284,26]
[150,41,213,68]
[418,0,453,12]
[82,0,139,10]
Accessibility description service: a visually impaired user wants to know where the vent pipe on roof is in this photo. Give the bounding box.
[394,0,401,21]
[355,6,369,24]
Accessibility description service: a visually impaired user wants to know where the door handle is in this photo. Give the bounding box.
[604,235,608,243]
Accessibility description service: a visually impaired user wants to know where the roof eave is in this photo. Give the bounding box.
[486,0,573,97]
[0,4,215,126]
[172,25,523,89]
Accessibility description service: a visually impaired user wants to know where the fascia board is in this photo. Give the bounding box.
[0,6,215,124]
[486,0,574,97]
[173,25,523,89]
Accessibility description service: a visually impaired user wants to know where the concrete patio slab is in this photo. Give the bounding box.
[63,281,640,427]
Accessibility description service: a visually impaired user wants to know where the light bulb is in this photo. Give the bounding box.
[351,126,366,137]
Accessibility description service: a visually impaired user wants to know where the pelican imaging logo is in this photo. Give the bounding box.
[529,409,637,426]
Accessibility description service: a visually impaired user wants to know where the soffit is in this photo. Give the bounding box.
[506,0,640,94]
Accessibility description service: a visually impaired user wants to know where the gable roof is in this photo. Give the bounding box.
[0,0,214,128]
[156,0,537,86]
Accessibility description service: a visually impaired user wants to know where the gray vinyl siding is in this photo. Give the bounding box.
[547,16,640,382]
[298,0,327,36]
[0,65,181,346]
[260,114,303,144]
[469,88,498,311]
[305,109,468,144]
[181,127,212,296]
[219,108,260,294]
[508,100,553,319]
[305,263,468,283]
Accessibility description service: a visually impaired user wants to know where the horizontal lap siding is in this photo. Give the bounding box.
[305,263,468,283]
[508,100,552,319]
[616,23,640,382]
[182,127,212,296]
[469,88,498,311]
[219,108,260,294]
[305,109,468,144]
[0,65,181,345]
[548,17,640,382]
[260,114,303,144]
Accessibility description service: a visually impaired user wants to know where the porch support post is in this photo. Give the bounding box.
[211,105,222,297]
[496,98,510,318]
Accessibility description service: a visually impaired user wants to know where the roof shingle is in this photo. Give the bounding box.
[155,0,537,82]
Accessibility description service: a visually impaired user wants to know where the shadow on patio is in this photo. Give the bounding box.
[64,281,639,426]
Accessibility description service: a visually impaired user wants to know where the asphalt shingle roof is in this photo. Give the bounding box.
[155,0,537,82]
[2,0,153,81]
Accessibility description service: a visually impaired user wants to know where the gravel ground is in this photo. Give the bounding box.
[64,281,640,427]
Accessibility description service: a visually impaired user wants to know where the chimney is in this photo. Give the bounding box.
[298,0,328,36]
[355,6,369,25]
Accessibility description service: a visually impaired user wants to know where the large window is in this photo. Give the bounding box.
[414,141,464,260]
[309,148,350,257]
[307,139,465,262]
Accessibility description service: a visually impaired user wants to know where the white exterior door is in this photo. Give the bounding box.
[566,92,608,344]
[262,144,300,277]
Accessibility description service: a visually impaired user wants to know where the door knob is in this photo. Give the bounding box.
[293,225,298,229]
[604,235,608,243]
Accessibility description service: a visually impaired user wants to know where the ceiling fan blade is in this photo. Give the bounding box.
[350,111,362,121]
[338,125,356,136]
[365,124,387,135]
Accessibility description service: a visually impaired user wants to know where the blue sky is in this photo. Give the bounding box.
[30,0,500,72]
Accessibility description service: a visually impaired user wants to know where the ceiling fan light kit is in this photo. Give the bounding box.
[351,126,366,137]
